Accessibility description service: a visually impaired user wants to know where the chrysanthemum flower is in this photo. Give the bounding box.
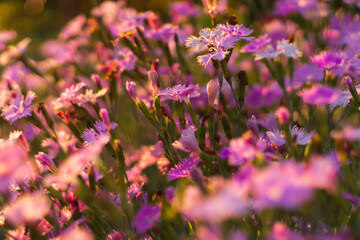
[1,91,36,124]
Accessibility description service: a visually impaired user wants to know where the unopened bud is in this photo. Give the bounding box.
[99,108,111,131]
[237,71,248,85]
[35,152,55,169]
[344,76,353,88]
[126,81,137,100]
[189,166,203,182]
[275,106,290,124]
[207,80,219,106]
[148,70,158,93]
[228,15,238,25]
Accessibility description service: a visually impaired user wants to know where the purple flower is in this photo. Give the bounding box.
[299,85,341,106]
[167,157,200,181]
[216,23,254,41]
[241,34,271,53]
[311,51,344,70]
[82,120,117,146]
[132,205,161,234]
[1,91,36,124]
[267,126,313,146]
[342,192,360,209]
[291,64,324,89]
[158,84,200,102]
[172,127,200,153]
[328,85,360,111]
[244,82,283,108]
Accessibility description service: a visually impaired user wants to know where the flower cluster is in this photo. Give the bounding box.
[0,0,359,239]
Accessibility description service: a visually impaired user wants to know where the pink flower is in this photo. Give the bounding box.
[44,135,108,190]
[59,14,86,40]
[172,127,200,153]
[216,23,254,41]
[158,84,200,102]
[1,91,36,124]
[0,143,32,192]
[54,225,94,240]
[132,205,161,234]
[4,192,50,226]
[181,179,249,222]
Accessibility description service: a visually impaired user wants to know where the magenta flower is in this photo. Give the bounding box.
[299,85,342,106]
[1,91,36,124]
[311,51,344,70]
[216,23,254,41]
[132,205,161,234]
[82,120,117,146]
[167,157,200,181]
[172,127,200,153]
[158,84,199,102]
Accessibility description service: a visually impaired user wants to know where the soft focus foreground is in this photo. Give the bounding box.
[1,0,360,239]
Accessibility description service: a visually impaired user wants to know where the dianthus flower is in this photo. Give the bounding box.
[167,157,200,181]
[1,91,36,124]
[311,51,343,70]
[4,192,50,226]
[298,85,342,106]
[172,127,200,153]
[82,120,117,146]
[53,82,107,110]
[267,126,313,146]
[132,205,161,234]
[186,24,253,67]
[157,84,200,102]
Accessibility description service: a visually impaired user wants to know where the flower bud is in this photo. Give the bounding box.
[344,76,353,88]
[99,108,111,131]
[35,152,55,169]
[275,106,290,124]
[206,80,219,106]
[148,70,158,93]
[126,81,137,100]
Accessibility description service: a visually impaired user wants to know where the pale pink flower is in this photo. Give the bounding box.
[172,127,200,153]
[4,192,50,226]
[1,91,36,124]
